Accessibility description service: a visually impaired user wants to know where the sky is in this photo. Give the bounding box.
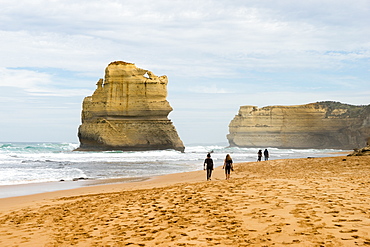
[0,0,369,145]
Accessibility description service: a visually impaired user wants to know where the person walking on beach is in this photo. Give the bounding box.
[257,150,262,161]
[222,154,234,180]
[264,149,269,161]
[204,153,214,181]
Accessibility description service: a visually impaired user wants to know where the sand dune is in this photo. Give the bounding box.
[0,156,369,246]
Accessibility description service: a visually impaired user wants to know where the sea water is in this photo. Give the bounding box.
[0,142,347,197]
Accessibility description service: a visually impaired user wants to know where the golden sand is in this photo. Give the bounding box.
[0,156,369,246]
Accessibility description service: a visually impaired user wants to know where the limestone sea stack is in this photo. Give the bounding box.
[227,101,370,149]
[75,61,185,152]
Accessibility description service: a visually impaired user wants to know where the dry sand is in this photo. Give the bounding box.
[0,156,369,246]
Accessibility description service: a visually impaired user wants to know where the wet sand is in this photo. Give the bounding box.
[0,177,151,199]
[0,156,369,246]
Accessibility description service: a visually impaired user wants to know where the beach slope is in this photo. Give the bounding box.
[0,156,369,246]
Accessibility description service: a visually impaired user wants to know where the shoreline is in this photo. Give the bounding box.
[0,176,152,199]
[0,150,351,200]
[1,155,369,246]
[0,166,215,213]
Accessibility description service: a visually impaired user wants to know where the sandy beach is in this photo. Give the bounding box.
[0,155,369,246]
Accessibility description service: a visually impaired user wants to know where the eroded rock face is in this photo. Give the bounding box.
[227,102,370,149]
[76,61,185,152]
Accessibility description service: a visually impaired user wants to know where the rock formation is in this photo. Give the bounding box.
[227,101,370,149]
[348,145,370,156]
[348,136,370,156]
[76,61,185,152]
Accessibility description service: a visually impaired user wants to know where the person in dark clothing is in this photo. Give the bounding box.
[257,150,262,161]
[222,154,233,180]
[264,149,269,161]
[204,153,214,180]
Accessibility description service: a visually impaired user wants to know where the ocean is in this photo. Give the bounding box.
[0,142,347,198]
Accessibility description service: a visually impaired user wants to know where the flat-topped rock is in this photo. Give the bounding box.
[227,101,370,149]
[76,61,185,152]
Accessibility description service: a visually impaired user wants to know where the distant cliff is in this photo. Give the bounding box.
[227,101,370,149]
[76,61,185,152]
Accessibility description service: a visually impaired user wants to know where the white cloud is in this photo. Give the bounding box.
[2,1,369,73]
[0,68,92,97]
[0,67,51,90]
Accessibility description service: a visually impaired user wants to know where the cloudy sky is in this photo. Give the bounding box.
[1,0,369,145]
